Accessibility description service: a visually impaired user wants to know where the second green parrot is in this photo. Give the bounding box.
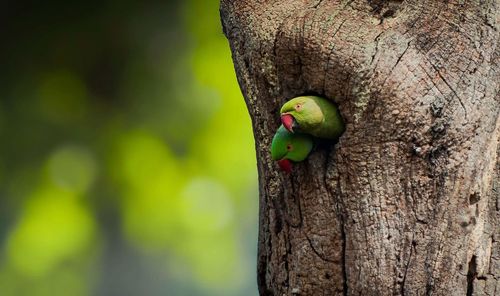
[271,125,313,173]
[280,95,345,139]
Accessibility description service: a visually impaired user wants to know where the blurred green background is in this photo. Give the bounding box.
[0,1,258,295]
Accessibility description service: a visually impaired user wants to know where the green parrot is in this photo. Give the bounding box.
[271,125,314,173]
[280,95,345,139]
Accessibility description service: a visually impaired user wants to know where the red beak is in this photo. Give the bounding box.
[281,114,295,132]
[277,159,293,173]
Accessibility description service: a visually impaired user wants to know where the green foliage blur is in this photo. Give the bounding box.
[0,1,258,295]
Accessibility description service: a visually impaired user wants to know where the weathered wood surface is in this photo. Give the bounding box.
[221,0,499,295]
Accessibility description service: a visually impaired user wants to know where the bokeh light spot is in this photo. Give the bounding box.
[47,146,97,193]
[112,130,186,249]
[6,186,96,277]
[180,177,234,233]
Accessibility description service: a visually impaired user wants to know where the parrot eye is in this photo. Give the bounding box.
[286,144,293,151]
[295,104,302,111]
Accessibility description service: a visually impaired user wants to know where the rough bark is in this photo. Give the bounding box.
[220,0,499,295]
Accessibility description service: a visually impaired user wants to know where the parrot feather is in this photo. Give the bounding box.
[271,125,314,172]
[280,95,345,139]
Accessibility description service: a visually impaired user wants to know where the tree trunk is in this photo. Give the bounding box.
[220,0,499,295]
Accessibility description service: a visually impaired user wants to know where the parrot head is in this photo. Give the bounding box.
[271,125,313,173]
[280,96,323,133]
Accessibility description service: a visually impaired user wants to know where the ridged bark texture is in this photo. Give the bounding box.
[221,0,499,295]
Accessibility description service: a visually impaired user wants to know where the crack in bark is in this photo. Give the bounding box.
[419,61,458,121]
[467,255,477,296]
[313,0,324,9]
[401,237,416,295]
[334,170,349,296]
[381,40,412,88]
[283,228,292,295]
[370,31,384,66]
[258,182,275,296]
[429,62,468,120]
[341,219,348,296]
[393,41,411,72]
[284,179,303,228]
[305,232,336,263]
